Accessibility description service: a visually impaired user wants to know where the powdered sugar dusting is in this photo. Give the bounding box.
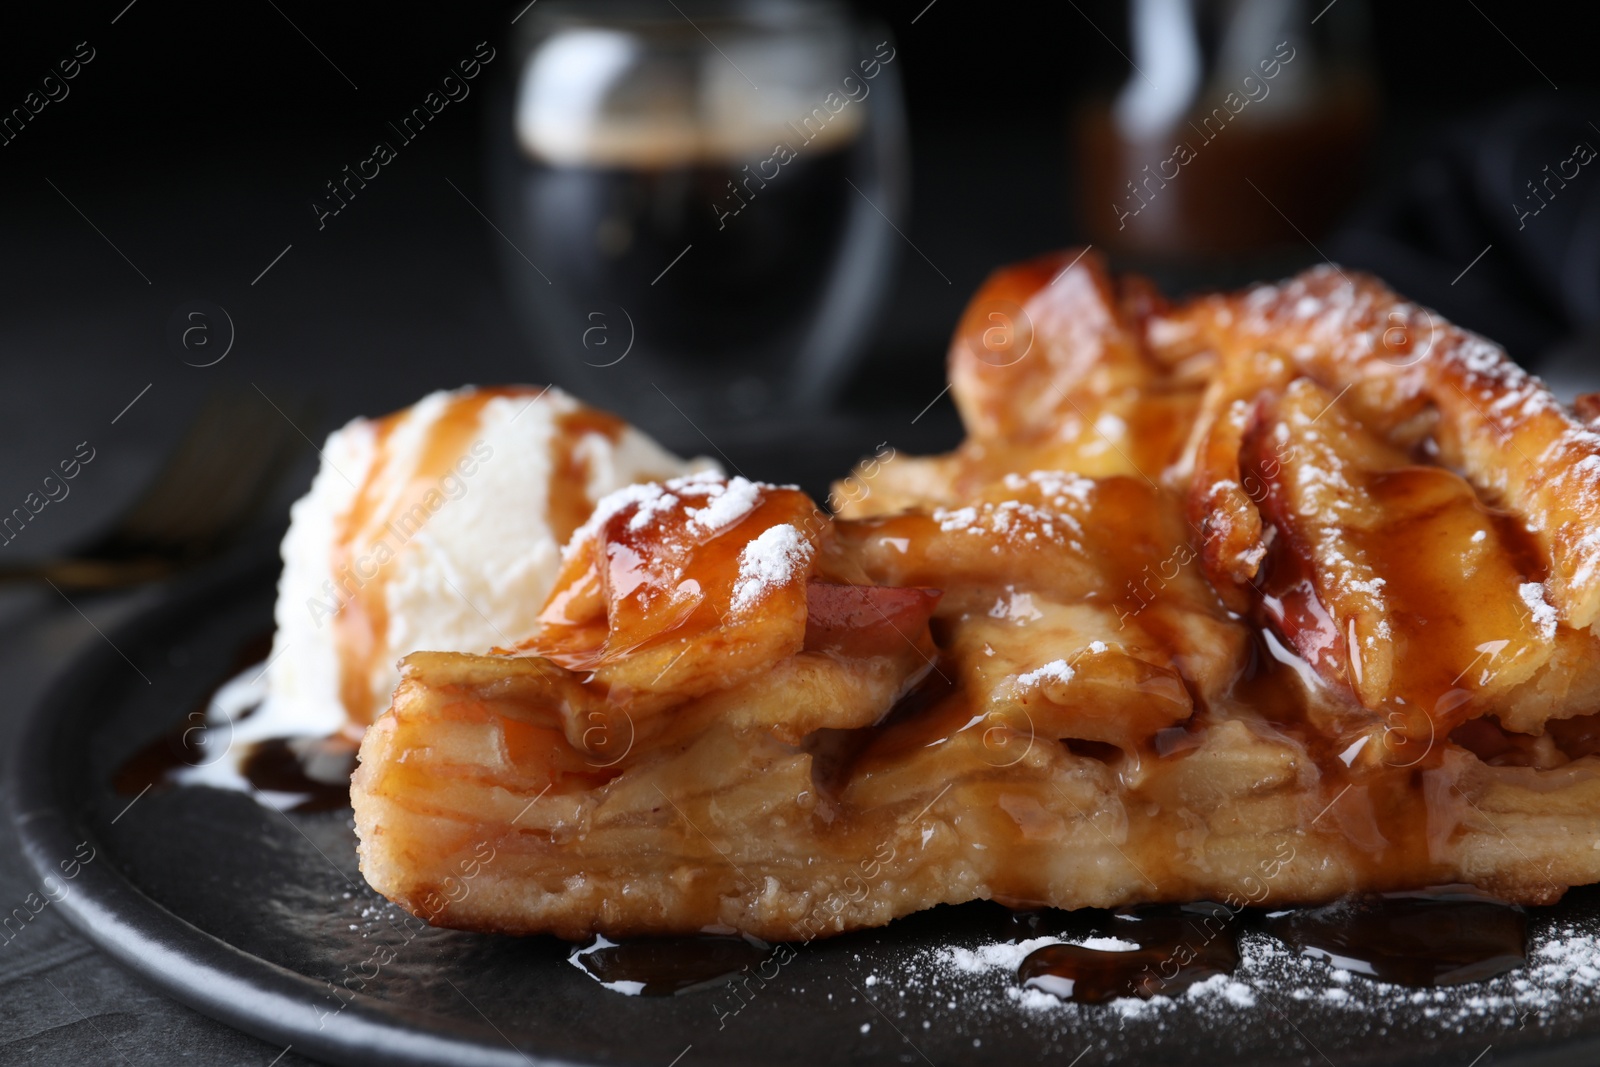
[945,935,1138,977]
[852,910,1600,1060]
[932,500,1084,550]
[1016,659,1075,688]
[946,936,1067,975]
[568,481,670,555]
[1519,581,1559,640]
[687,476,762,534]
[1001,470,1096,508]
[626,491,679,532]
[569,472,770,552]
[730,523,812,613]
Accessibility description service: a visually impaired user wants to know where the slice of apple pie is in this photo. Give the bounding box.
[352,252,1600,941]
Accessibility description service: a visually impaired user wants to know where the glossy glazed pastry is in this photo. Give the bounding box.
[268,385,708,737]
[352,253,1600,939]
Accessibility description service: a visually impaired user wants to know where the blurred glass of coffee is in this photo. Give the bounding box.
[492,0,907,437]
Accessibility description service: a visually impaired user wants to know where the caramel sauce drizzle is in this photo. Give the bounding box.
[331,390,497,724]
[328,388,627,725]
[547,407,627,546]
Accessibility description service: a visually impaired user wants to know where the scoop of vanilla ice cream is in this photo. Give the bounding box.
[266,386,711,736]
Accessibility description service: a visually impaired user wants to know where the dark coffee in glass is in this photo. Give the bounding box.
[491,0,906,435]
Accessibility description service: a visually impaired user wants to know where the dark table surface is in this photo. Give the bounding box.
[6,1,1598,1062]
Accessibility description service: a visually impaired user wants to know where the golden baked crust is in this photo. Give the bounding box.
[352,253,1600,940]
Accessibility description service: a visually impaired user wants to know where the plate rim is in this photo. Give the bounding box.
[5,555,585,1067]
[12,554,1600,1067]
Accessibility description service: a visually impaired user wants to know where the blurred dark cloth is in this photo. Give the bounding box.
[1330,93,1600,367]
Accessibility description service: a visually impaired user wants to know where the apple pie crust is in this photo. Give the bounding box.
[352,252,1600,940]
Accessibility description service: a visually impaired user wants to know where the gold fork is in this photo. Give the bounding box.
[0,389,310,589]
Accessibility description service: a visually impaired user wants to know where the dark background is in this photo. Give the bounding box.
[0,1,1593,489]
[0,1,1596,1063]
[2,0,1594,536]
